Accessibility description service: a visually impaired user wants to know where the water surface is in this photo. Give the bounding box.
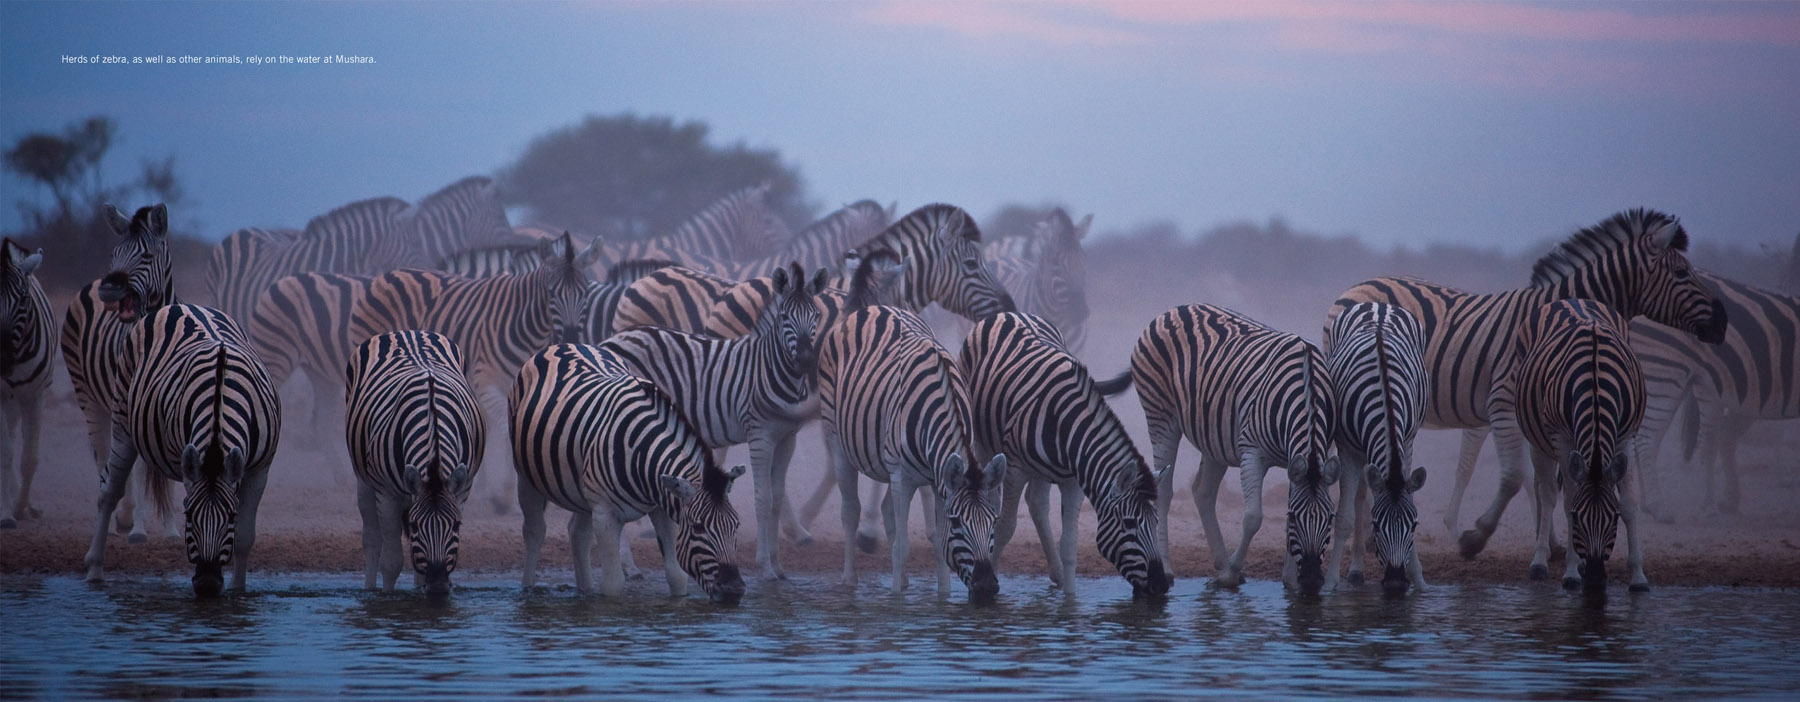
[4,572,1795,699]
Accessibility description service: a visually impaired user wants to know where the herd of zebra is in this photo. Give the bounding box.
[1,174,1795,605]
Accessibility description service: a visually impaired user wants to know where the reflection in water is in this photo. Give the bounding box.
[2,572,1796,700]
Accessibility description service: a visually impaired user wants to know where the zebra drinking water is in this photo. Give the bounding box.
[1131,304,1339,593]
[509,343,747,603]
[1,239,52,528]
[1323,302,1429,594]
[345,331,485,596]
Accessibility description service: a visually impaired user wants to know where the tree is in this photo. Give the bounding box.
[3,116,191,289]
[500,113,813,240]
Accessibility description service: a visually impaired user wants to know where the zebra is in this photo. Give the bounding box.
[960,312,1170,597]
[985,209,1092,351]
[509,343,747,603]
[1628,272,1796,517]
[1131,304,1339,593]
[1506,299,1647,591]
[82,304,281,596]
[665,199,897,280]
[345,330,485,596]
[205,196,409,325]
[433,224,570,279]
[368,176,525,271]
[1323,302,1429,594]
[518,181,792,276]
[62,203,182,543]
[2,239,52,528]
[818,305,1008,603]
[598,263,824,580]
[352,233,603,512]
[1329,209,1727,559]
[610,265,738,334]
[584,258,683,343]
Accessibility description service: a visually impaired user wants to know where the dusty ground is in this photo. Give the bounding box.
[6,267,1799,590]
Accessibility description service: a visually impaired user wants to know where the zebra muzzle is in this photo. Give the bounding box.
[709,564,745,605]
[1135,561,1172,598]
[1382,565,1411,595]
[192,563,224,598]
[968,560,999,605]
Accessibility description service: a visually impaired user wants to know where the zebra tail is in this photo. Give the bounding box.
[1093,370,1133,397]
[1677,390,1701,463]
[146,464,175,522]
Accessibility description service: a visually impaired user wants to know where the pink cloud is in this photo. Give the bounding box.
[858,1,1148,47]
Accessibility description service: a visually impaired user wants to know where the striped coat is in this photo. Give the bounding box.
[345,331,485,595]
[1,239,53,527]
[1132,304,1338,592]
[509,343,747,603]
[206,196,408,325]
[82,304,280,596]
[960,312,1168,596]
[818,305,1008,602]
[1505,299,1647,590]
[984,209,1091,351]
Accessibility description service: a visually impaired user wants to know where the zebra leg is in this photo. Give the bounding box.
[0,402,17,527]
[230,467,270,593]
[613,523,643,581]
[991,469,1027,569]
[517,478,549,589]
[770,432,812,547]
[1192,458,1230,575]
[1326,452,1359,593]
[923,485,951,598]
[568,510,597,595]
[833,441,861,586]
[1056,482,1081,594]
[1445,427,1489,535]
[83,433,139,582]
[888,476,917,595]
[17,394,42,520]
[357,482,382,590]
[649,510,688,598]
[1461,418,1527,559]
[750,434,785,581]
[1619,464,1650,592]
[378,491,404,592]
[1220,454,1268,589]
[1716,416,1750,514]
[1024,480,1060,588]
[1527,449,1559,581]
[860,482,887,554]
[1143,411,1181,579]
[797,432,839,534]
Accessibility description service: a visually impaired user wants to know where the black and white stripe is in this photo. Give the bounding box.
[818,305,1008,603]
[1132,304,1339,593]
[598,264,822,580]
[1329,209,1726,559]
[985,209,1091,351]
[1,238,53,528]
[368,176,522,271]
[82,304,280,596]
[206,196,408,325]
[1323,302,1428,594]
[960,312,1169,597]
[843,204,1014,321]
[1506,299,1647,590]
[508,343,747,603]
[345,331,485,596]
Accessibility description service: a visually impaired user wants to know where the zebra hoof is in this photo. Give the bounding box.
[793,534,815,547]
[1346,571,1365,586]
[0,517,15,529]
[128,532,148,545]
[1629,582,1650,593]
[1457,530,1488,559]
[1562,576,1582,591]
[1529,564,1548,581]
[856,533,879,554]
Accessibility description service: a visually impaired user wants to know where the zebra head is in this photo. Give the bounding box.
[1365,461,1427,595]
[938,452,1008,604]
[533,232,603,344]
[1285,454,1340,595]
[927,208,1015,321]
[179,443,246,598]
[98,203,171,323]
[403,462,473,598]
[843,249,912,310]
[740,181,794,259]
[1563,450,1626,592]
[1094,462,1171,598]
[660,463,746,605]
[2,240,44,367]
[762,262,823,374]
[1033,210,1092,345]
[1532,209,1727,345]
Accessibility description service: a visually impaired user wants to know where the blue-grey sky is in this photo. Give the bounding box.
[3,1,1797,251]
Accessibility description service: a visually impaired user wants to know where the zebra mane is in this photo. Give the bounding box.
[606,258,679,284]
[1530,208,1685,288]
[700,461,732,501]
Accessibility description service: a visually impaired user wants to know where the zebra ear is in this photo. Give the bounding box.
[1647,216,1686,252]
[1154,464,1174,494]
[1319,456,1340,486]
[1563,451,1583,484]
[659,474,696,503]
[19,249,43,276]
[1605,452,1628,486]
[574,233,603,268]
[1073,214,1094,241]
[770,265,790,295]
[222,447,247,484]
[403,464,423,494]
[1363,462,1383,489]
[449,462,472,492]
[980,453,1008,490]
[885,201,898,221]
[1407,467,1427,492]
[935,209,970,243]
[724,465,746,492]
[104,204,131,235]
[181,444,204,478]
[145,204,169,236]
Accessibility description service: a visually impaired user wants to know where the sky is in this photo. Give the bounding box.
[2,0,1798,253]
